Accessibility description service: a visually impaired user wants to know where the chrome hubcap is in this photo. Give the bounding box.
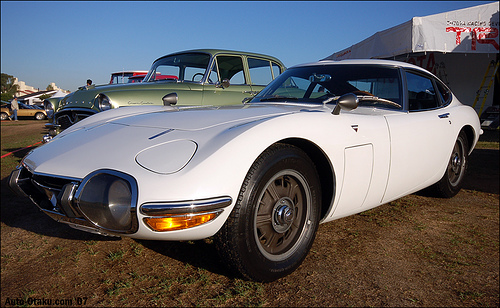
[451,153,462,174]
[448,138,466,186]
[254,170,312,261]
[272,197,295,233]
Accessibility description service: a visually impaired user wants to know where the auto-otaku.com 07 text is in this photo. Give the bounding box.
[4,296,88,306]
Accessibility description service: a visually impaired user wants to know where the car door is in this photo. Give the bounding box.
[201,55,254,105]
[18,103,32,117]
[383,70,454,202]
[325,65,399,218]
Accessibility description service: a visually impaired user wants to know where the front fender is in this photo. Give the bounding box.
[44,97,63,119]
[102,83,203,107]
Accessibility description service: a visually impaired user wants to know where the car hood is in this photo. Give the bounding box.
[111,104,296,130]
[61,104,302,132]
[22,104,306,178]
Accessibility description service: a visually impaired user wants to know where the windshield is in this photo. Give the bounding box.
[144,53,211,83]
[252,64,402,109]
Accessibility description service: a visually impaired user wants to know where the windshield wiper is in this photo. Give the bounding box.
[322,94,401,109]
[258,95,299,102]
[356,95,402,109]
[322,95,341,104]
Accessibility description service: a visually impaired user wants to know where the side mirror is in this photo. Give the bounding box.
[216,79,230,89]
[162,92,178,106]
[332,93,359,115]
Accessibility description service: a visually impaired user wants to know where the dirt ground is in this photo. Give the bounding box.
[1,121,498,307]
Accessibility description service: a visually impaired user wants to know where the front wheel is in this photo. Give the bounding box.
[432,130,469,198]
[215,144,321,282]
[0,112,8,121]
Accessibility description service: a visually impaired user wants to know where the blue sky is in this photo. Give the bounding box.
[1,1,495,91]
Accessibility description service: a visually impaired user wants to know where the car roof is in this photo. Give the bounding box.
[292,59,430,73]
[154,49,285,67]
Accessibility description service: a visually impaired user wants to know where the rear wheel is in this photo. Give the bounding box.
[1,112,8,120]
[432,130,469,198]
[215,143,321,282]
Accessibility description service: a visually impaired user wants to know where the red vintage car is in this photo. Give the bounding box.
[109,71,148,84]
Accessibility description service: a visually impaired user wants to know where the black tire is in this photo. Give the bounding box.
[35,112,46,120]
[432,130,469,198]
[215,143,321,282]
[1,112,8,121]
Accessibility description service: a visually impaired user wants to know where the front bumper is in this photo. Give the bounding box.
[9,165,232,237]
[8,166,114,235]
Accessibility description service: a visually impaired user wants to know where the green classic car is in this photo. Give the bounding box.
[44,49,285,141]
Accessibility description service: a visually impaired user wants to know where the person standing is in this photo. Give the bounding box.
[9,96,19,121]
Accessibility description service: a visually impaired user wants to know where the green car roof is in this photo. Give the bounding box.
[154,49,285,67]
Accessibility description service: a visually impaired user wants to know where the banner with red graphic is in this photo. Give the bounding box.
[324,2,498,61]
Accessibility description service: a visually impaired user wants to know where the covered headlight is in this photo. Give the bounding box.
[97,94,112,111]
[44,101,54,118]
[75,170,138,233]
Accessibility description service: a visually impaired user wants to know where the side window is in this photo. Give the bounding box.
[435,80,452,107]
[207,65,218,84]
[406,71,439,111]
[248,58,274,85]
[216,56,245,85]
[272,63,282,79]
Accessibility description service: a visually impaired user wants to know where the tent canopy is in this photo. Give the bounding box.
[324,2,499,61]
[50,90,67,98]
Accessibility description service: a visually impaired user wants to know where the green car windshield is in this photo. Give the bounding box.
[252,65,402,109]
[144,53,211,83]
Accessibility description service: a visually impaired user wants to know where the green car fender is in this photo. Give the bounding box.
[43,97,63,118]
[101,83,203,108]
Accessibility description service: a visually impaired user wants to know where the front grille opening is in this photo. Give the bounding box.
[55,110,94,129]
[18,168,81,216]
[32,174,73,191]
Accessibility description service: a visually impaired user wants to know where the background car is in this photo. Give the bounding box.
[109,71,148,84]
[43,49,285,139]
[10,59,481,282]
[1,101,47,120]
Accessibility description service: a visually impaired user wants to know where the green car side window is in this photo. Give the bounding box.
[216,56,246,85]
[248,58,275,86]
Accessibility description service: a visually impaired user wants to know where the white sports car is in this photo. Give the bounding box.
[9,59,481,282]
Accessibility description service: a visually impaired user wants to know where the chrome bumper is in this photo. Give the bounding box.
[140,197,232,216]
[9,166,232,236]
[8,167,117,236]
[43,123,61,143]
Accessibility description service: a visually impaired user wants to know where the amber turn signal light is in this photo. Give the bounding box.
[144,212,219,232]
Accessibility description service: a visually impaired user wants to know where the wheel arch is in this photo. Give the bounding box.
[277,138,335,221]
[460,124,477,155]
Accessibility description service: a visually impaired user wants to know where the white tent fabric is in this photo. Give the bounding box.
[324,2,499,61]
[49,90,67,98]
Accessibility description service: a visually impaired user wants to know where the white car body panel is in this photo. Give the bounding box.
[13,60,482,242]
